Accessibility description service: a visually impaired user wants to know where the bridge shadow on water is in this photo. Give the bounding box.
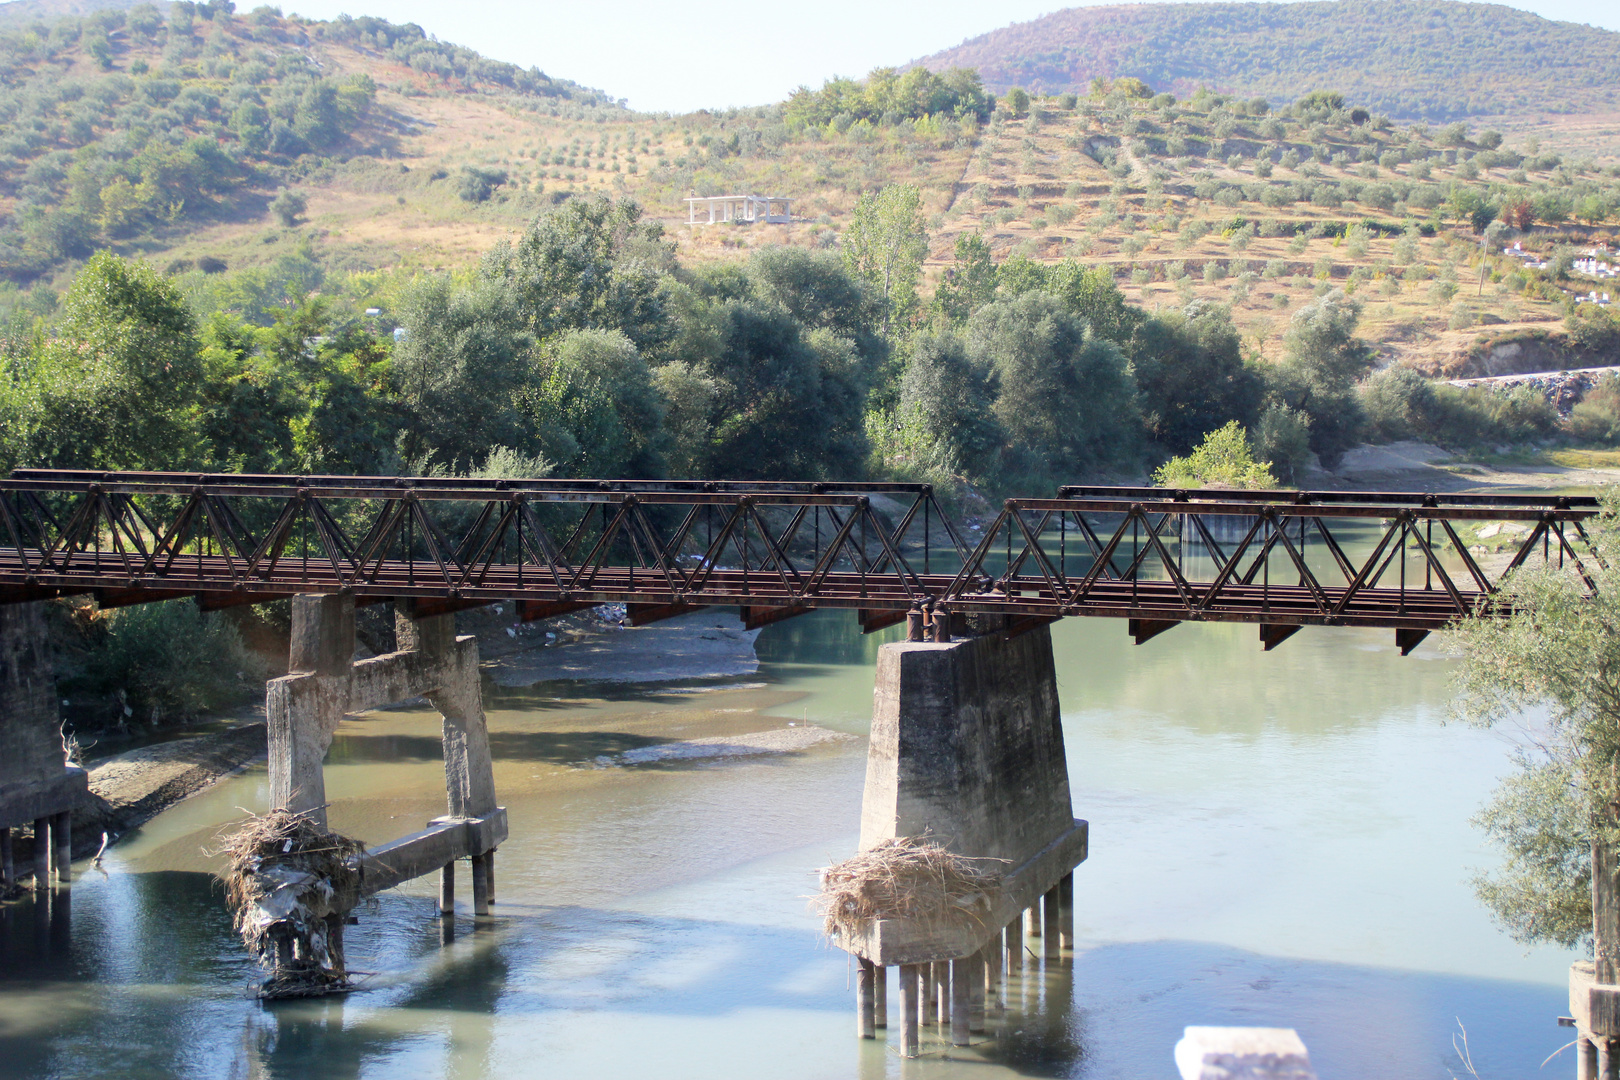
[0,868,1573,1080]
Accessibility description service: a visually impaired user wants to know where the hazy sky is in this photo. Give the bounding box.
[273,0,1620,113]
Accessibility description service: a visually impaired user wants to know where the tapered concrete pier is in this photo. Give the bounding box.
[831,623,1088,1045]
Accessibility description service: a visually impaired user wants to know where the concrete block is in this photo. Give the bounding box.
[838,624,1086,965]
[1,603,84,831]
[1571,961,1620,1038]
[356,809,507,897]
[1174,1027,1317,1080]
[289,594,355,676]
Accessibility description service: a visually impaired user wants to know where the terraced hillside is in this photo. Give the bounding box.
[1,5,1618,376]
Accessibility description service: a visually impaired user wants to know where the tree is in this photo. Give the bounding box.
[1447,495,1620,949]
[524,329,665,478]
[964,292,1139,475]
[483,195,675,353]
[934,233,998,324]
[899,328,1004,472]
[1044,261,1144,344]
[745,246,883,368]
[270,188,307,226]
[392,273,537,469]
[841,184,928,341]
[1268,290,1372,465]
[1005,87,1030,117]
[457,166,507,203]
[1152,421,1277,489]
[5,252,204,471]
[1129,300,1263,454]
[701,301,869,480]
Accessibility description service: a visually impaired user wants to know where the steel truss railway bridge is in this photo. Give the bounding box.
[0,469,1602,650]
[0,468,1611,1061]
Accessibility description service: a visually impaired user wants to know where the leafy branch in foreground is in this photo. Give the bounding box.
[1446,491,1620,948]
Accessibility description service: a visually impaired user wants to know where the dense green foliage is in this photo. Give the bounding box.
[918,0,1620,121]
[0,196,889,486]
[1359,363,1560,448]
[59,597,266,727]
[785,67,993,131]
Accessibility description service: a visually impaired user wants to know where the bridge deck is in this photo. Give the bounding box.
[0,470,1601,636]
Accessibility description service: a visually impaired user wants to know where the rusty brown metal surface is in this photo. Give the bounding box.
[0,471,1602,642]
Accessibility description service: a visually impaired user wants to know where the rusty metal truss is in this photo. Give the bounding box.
[0,470,1603,648]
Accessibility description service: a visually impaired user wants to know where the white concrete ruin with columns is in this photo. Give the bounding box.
[684,194,792,225]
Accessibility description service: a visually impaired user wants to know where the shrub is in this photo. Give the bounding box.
[1255,403,1315,483]
[1360,365,1436,441]
[62,600,265,728]
[1154,421,1277,488]
[457,166,508,203]
[1571,374,1620,444]
[269,188,307,226]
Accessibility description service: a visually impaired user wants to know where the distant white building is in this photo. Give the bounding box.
[684,194,792,225]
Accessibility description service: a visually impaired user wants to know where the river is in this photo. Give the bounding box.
[0,609,1577,1079]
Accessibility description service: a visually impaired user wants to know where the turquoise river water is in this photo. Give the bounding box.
[0,609,1579,1079]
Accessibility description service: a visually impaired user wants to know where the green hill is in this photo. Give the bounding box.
[913,0,1620,123]
[0,1,615,281]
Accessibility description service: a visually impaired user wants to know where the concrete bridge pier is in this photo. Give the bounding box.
[259,595,507,984]
[0,602,87,898]
[833,622,1087,1055]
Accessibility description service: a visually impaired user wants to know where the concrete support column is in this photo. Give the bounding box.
[31,816,49,890]
[1,827,13,889]
[471,852,490,916]
[969,946,986,1033]
[1603,1038,1620,1080]
[269,594,356,826]
[439,859,455,916]
[1027,902,1041,940]
[857,958,876,1038]
[1581,1038,1598,1080]
[1044,884,1062,960]
[986,928,1003,1013]
[935,961,950,1028]
[1005,918,1022,974]
[899,964,921,1057]
[325,914,347,974]
[486,848,496,904]
[1060,870,1075,950]
[52,810,70,883]
[874,965,887,1028]
[950,956,971,1046]
[923,960,937,1026]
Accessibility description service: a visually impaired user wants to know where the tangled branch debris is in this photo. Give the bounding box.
[815,836,1006,939]
[212,808,365,998]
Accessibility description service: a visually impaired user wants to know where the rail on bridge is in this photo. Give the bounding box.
[0,469,1602,650]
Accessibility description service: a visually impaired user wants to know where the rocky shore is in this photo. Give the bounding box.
[1445,364,1620,415]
